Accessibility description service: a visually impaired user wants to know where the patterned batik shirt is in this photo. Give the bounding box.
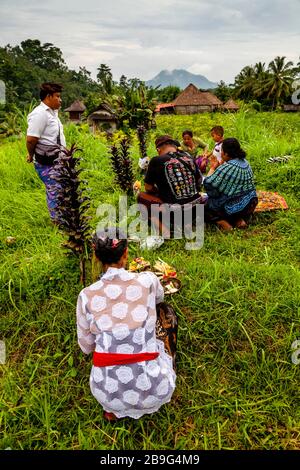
[76,267,176,419]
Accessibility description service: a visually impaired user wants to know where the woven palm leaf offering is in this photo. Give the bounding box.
[160,277,182,295]
[128,257,151,272]
[153,258,181,294]
[153,258,177,279]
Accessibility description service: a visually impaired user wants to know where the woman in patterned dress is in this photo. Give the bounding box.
[204,138,258,231]
[76,229,177,420]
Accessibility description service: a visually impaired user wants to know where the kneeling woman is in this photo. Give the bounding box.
[204,138,258,230]
[76,229,177,420]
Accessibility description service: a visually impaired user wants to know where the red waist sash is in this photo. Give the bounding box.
[93,351,159,367]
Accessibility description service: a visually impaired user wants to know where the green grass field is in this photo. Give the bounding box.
[0,111,299,450]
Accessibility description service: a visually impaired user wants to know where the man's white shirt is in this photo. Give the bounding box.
[27,101,66,147]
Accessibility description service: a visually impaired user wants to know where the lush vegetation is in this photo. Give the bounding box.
[0,40,98,109]
[233,57,300,109]
[1,39,299,130]
[0,111,299,449]
[0,40,157,130]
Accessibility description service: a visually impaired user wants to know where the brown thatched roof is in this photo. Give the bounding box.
[173,83,222,106]
[64,100,86,112]
[223,98,239,110]
[88,103,117,121]
[201,91,223,106]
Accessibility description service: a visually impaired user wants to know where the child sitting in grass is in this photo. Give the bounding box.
[180,129,209,173]
[207,125,224,163]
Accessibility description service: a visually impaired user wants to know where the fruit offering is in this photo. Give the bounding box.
[153,258,177,279]
[129,257,151,272]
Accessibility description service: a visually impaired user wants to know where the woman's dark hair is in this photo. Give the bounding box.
[222,138,246,160]
[40,82,63,101]
[92,228,128,265]
[182,130,193,138]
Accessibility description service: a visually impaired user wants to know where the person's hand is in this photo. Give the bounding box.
[210,155,219,170]
[26,154,33,163]
[199,156,208,173]
[133,180,141,195]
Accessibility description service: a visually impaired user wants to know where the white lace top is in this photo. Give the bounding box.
[76,267,176,419]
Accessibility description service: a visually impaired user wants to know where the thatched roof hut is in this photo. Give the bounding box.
[165,83,222,114]
[200,91,223,107]
[64,100,86,122]
[88,104,118,133]
[223,98,239,112]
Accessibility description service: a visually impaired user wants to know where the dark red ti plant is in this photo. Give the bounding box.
[137,124,148,160]
[109,137,134,195]
[50,145,91,285]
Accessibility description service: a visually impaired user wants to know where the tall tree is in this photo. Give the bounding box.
[214,81,233,102]
[262,56,295,109]
[252,62,270,102]
[234,65,256,101]
[119,75,128,90]
[0,40,99,110]
[97,64,114,94]
[18,39,67,71]
[155,85,181,103]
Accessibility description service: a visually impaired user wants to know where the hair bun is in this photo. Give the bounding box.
[92,228,128,265]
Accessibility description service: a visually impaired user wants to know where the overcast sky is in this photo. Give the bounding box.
[0,0,299,83]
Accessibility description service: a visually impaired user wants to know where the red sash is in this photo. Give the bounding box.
[93,351,159,367]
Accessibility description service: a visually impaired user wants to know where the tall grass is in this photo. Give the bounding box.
[0,112,300,450]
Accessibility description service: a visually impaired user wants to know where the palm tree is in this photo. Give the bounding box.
[254,62,266,77]
[234,66,256,100]
[262,56,295,109]
[252,62,269,101]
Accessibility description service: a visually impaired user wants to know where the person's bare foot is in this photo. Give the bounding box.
[104,411,118,421]
[235,218,247,229]
[216,219,233,231]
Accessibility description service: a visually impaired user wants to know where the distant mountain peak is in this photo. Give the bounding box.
[146,69,218,90]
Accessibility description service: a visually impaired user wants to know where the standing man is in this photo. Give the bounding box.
[26,82,66,222]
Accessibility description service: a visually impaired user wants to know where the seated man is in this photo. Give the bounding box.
[137,135,202,234]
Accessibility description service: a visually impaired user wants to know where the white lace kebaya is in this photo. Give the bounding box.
[76,267,176,419]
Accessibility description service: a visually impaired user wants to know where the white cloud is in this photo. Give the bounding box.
[90,41,143,50]
[188,63,212,75]
[0,0,299,83]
